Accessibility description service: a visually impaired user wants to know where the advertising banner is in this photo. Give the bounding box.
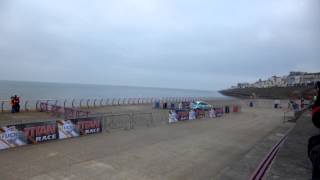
[76,117,102,135]
[209,109,216,118]
[176,110,189,121]
[58,117,102,139]
[0,125,27,150]
[57,120,79,139]
[189,110,196,120]
[24,121,57,143]
[215,108,224,117]
[0,121,57,150]
[168,110,178,123]
[0,117,103,151]
[195,109,206,118]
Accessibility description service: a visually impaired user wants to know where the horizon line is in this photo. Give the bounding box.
[0,79,219,92]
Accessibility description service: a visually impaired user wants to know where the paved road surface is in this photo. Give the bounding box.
[0,107,285,180]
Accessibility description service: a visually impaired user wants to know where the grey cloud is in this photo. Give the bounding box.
[0,0,319,90]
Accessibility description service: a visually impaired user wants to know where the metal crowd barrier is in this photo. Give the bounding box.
[0,111,159,152]
[86,111,155,131]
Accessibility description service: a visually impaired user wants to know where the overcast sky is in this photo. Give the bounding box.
[0,0,319,90]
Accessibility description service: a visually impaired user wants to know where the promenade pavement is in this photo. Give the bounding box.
[0,107,286,180]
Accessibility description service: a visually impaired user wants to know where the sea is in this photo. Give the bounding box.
[0,80,225,101]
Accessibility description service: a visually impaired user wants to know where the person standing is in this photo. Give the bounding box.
[301,98,305,109]
[10,96,15,113]
[14,95,20,112]
[310,82,320,179]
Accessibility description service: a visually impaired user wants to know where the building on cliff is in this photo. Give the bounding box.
[232,71,320,89]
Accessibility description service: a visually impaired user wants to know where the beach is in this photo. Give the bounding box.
[0,99,292,180]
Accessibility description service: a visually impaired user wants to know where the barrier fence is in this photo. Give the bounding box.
[168,105,241,123]
[0,99,243,151]
[1,97,296,113]
[0,116,103,150]
[0,97,217,113]
[0,110,158,151]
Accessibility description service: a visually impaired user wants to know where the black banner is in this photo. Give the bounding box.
[176,110,189,121]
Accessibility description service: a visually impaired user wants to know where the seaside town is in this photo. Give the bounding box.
[233,71,320,89]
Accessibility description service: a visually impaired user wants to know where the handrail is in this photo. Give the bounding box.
[249,127,293,180]
[0,100,9,112]
[0,96,219,113]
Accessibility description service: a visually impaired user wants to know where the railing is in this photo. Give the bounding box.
[38,102,91,119]
[0,111,161,151]
[99,112,154,131]
[0,97,216,113]
[249,134,288,180]
[0,100,9,113]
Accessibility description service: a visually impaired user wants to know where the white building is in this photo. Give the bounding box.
[287,72,305,86]
[251,78,274,88]
[300,72,320,86]
[280,76,288,87]
[231,71,319,89]
[237,83,250,88]
[268,76,285,87]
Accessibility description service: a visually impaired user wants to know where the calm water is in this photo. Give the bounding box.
[0,80,225,101]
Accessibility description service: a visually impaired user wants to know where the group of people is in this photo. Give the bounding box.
[10,95,20,113]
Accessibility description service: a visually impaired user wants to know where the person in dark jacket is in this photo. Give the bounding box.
[10,96,15,113]
[312,82,320,128]
[14,95,20,112]
[309,82,320,180]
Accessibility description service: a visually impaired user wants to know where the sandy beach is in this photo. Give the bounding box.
[0,99,292,180]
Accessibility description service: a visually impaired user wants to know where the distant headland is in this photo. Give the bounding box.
[220,71,320,99]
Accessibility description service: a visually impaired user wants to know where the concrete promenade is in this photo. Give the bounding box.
[0,103,288,180]
[266,111,314,179]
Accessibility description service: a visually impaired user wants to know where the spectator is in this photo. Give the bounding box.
[163,102,167,109]
[10,96,15,113]
[14,95,20,112]
[301,98,305,109]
